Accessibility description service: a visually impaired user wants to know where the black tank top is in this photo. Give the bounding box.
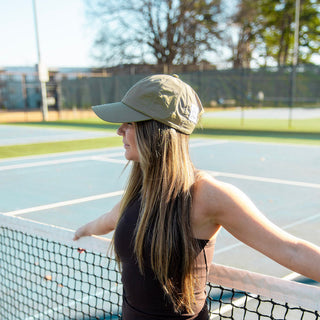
[114,197,215,320]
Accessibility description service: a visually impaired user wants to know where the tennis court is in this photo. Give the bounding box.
[0,124,116,146]
[1,125,320,318]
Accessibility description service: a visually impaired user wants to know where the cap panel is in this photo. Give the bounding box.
[122,76,178,120]
[92,102,151,123]
[91,74,204,134]
[162,83,203,134]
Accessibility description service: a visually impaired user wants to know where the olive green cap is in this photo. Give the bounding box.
[92,74,203,134]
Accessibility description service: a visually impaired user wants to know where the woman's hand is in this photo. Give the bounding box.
[73,224,92,241]
[73,202,121,241]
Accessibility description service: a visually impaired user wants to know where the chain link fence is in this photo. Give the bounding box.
[1,65,319,113]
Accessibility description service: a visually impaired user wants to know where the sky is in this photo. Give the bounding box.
[0,0,236,70]
[1,0,318,70]
[0,0,96,69]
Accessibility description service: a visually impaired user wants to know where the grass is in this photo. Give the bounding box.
[0,137,122,159]
[9,114,320,133]
[195,117,320,144]
[1,115,320,159]
[8,118,116,131]
[200,117,320,133]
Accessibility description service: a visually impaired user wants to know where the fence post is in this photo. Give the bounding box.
[289,0,301,128]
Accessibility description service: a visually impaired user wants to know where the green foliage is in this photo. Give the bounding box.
[87,0,319,68]
[257,0,320,66]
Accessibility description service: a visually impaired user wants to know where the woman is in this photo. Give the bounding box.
[74,74,320,320]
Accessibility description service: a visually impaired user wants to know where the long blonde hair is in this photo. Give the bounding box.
[115,120,199,313]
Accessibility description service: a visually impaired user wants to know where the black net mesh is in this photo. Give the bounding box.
[0,226,122,319]
[207,284,319,320]
[1,220,319,320]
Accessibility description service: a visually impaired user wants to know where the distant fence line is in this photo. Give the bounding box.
[1,66,320,111]
[0,109,95,123]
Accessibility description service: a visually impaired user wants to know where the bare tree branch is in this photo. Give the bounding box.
[86,0,222,67]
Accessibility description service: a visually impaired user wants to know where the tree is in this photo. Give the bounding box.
[228,0,262,68]
[228,0,320,68]
[86,0,222,71]
[258,0,320,66]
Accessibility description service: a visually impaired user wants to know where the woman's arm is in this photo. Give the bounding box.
[73,202,121,240]
[201,176,320,282]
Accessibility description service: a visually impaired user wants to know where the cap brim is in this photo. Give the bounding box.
[92,102,151,123]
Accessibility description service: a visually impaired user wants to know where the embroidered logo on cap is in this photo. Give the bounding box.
[189,104,199,124]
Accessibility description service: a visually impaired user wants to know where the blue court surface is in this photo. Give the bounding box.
[0,124,116,146]
[1,133,320,282]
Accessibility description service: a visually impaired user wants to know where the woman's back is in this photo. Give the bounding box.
[114,196,215,320]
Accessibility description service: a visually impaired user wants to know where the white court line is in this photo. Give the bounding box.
[284,212,320,229]
[0,146,123,163]
[190,140,229,148]
[92,152,124,158]
[0,140,226,171]
[215,212,320,255]
[94,158,127,164]
[209,271,302,319]
[0,152,126,171]
[1,137,318,170]
[209,170,320,189]
[210,271,305,319]
[91,154,127,164]
[25,283,121,320]
[0,138,224,166]
[3,190,124,216]
[0,156,93,171]
[230,139,320,148]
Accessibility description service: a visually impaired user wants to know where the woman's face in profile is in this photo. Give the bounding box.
[117,122,139,162]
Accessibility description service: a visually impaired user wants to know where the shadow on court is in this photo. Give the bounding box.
[194,127,320,141]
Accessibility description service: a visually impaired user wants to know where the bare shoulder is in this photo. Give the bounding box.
[193,170,250,221]
[193,171,263,239]
[191,171,229,238]
[194,171,233,208]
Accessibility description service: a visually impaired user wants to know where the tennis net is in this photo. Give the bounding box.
[0,214,319,319]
